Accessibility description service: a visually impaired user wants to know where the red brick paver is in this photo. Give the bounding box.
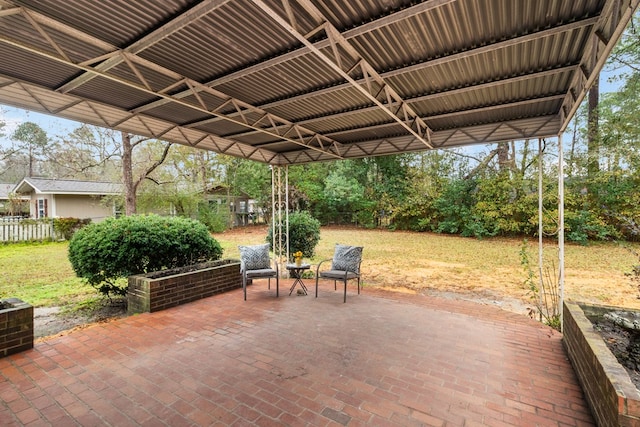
[0,282,593,426]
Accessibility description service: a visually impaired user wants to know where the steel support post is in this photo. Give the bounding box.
[558,134,565,331]
[538,138,544,323]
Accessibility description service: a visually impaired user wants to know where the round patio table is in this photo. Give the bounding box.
[286,263,310,295]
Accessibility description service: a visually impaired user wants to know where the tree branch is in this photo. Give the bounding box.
[133,142,173,191]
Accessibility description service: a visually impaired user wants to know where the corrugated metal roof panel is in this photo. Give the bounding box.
[0,0,635,164]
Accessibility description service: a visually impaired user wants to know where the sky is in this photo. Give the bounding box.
[0,107,78,147]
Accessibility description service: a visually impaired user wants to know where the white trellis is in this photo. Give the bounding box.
[271,165,289,273]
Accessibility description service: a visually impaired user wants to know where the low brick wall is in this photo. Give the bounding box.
[128,259,241,314]
[0,298,34,358]
[563,301,640,427]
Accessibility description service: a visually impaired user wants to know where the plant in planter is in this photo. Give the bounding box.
[68,214,223,300]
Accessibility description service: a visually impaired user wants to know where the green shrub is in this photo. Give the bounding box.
[267,211,321,259]
[197,202,229,233]
[68,214,223,298]
[53,217,91,240]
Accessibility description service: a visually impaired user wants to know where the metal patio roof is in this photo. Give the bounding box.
[0,0,637,165]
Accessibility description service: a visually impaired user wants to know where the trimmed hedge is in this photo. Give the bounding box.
[68,214,223,298]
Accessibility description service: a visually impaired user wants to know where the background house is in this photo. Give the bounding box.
[13,178,123,222]
[0,183,29,217]
[204,185,258,227]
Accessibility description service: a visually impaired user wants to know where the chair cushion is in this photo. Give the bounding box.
[331,244,363,273]
[245,268,277,278]
[319,270,359,280]
[239,243,271,270]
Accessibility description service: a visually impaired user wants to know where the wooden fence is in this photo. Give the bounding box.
[0,218,58,242]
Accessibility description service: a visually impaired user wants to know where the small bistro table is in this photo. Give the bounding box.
[286,263,311,295]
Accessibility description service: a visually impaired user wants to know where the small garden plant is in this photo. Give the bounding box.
[520,239,561,331]
[68,214,223,299]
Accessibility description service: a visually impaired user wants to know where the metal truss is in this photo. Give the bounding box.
[0,3,345,161]
[274,115,560,165]
[206,16,596,135]
[250,0,434,149]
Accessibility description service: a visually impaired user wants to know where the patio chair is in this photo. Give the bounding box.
[315,244,363,303]
[239,243,279,300]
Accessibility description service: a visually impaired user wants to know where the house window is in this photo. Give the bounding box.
[37,198,47,218]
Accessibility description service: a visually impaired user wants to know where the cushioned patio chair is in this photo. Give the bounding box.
[239,243,279,300]
[315,244,363,303]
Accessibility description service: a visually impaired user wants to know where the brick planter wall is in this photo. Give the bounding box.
[0,298,34,358]
[128,259,241,314]
[563,301,640,427]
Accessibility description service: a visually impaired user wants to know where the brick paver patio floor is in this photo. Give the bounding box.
[0,281,594,426]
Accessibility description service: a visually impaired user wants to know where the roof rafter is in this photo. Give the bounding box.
[0,5,346,160]
[57,0,233,94]
[274,115,560,165]
[132,0,455,115]
[0,72,283,164]
[220,65,577,141]
[251,93,566,150]
[250,0,434,148]
[175,17,595,132]
[559,0,640,132]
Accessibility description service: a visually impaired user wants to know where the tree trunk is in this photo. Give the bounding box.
[121,132,136,216]
[587,76,600,176]
[497,141,516,175]
[121,132,172,216]
[569,116,579,177]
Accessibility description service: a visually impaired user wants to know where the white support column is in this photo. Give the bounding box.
[558,134,565,331]
[271,166,276,255]
[538,139,544,323]
[285,165,290,263]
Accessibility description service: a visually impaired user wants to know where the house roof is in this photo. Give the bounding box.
[14,178,123,196]
[0,182,30,200]
[0,0,637,165]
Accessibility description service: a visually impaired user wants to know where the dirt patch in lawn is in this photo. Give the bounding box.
[34,301,127,341]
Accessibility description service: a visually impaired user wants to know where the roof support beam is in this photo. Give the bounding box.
[250,0,433,148]
[559,0,640,132]
[175,17,594,132]
[0,5,346,160]
[219,66,577,140]
[132,0,455,115]
[57,0,233,93]
[252,93,566,150]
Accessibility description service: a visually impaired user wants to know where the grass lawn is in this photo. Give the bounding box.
[0,241,96,307]
[215,225,640,310]
[2,226,640,312]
